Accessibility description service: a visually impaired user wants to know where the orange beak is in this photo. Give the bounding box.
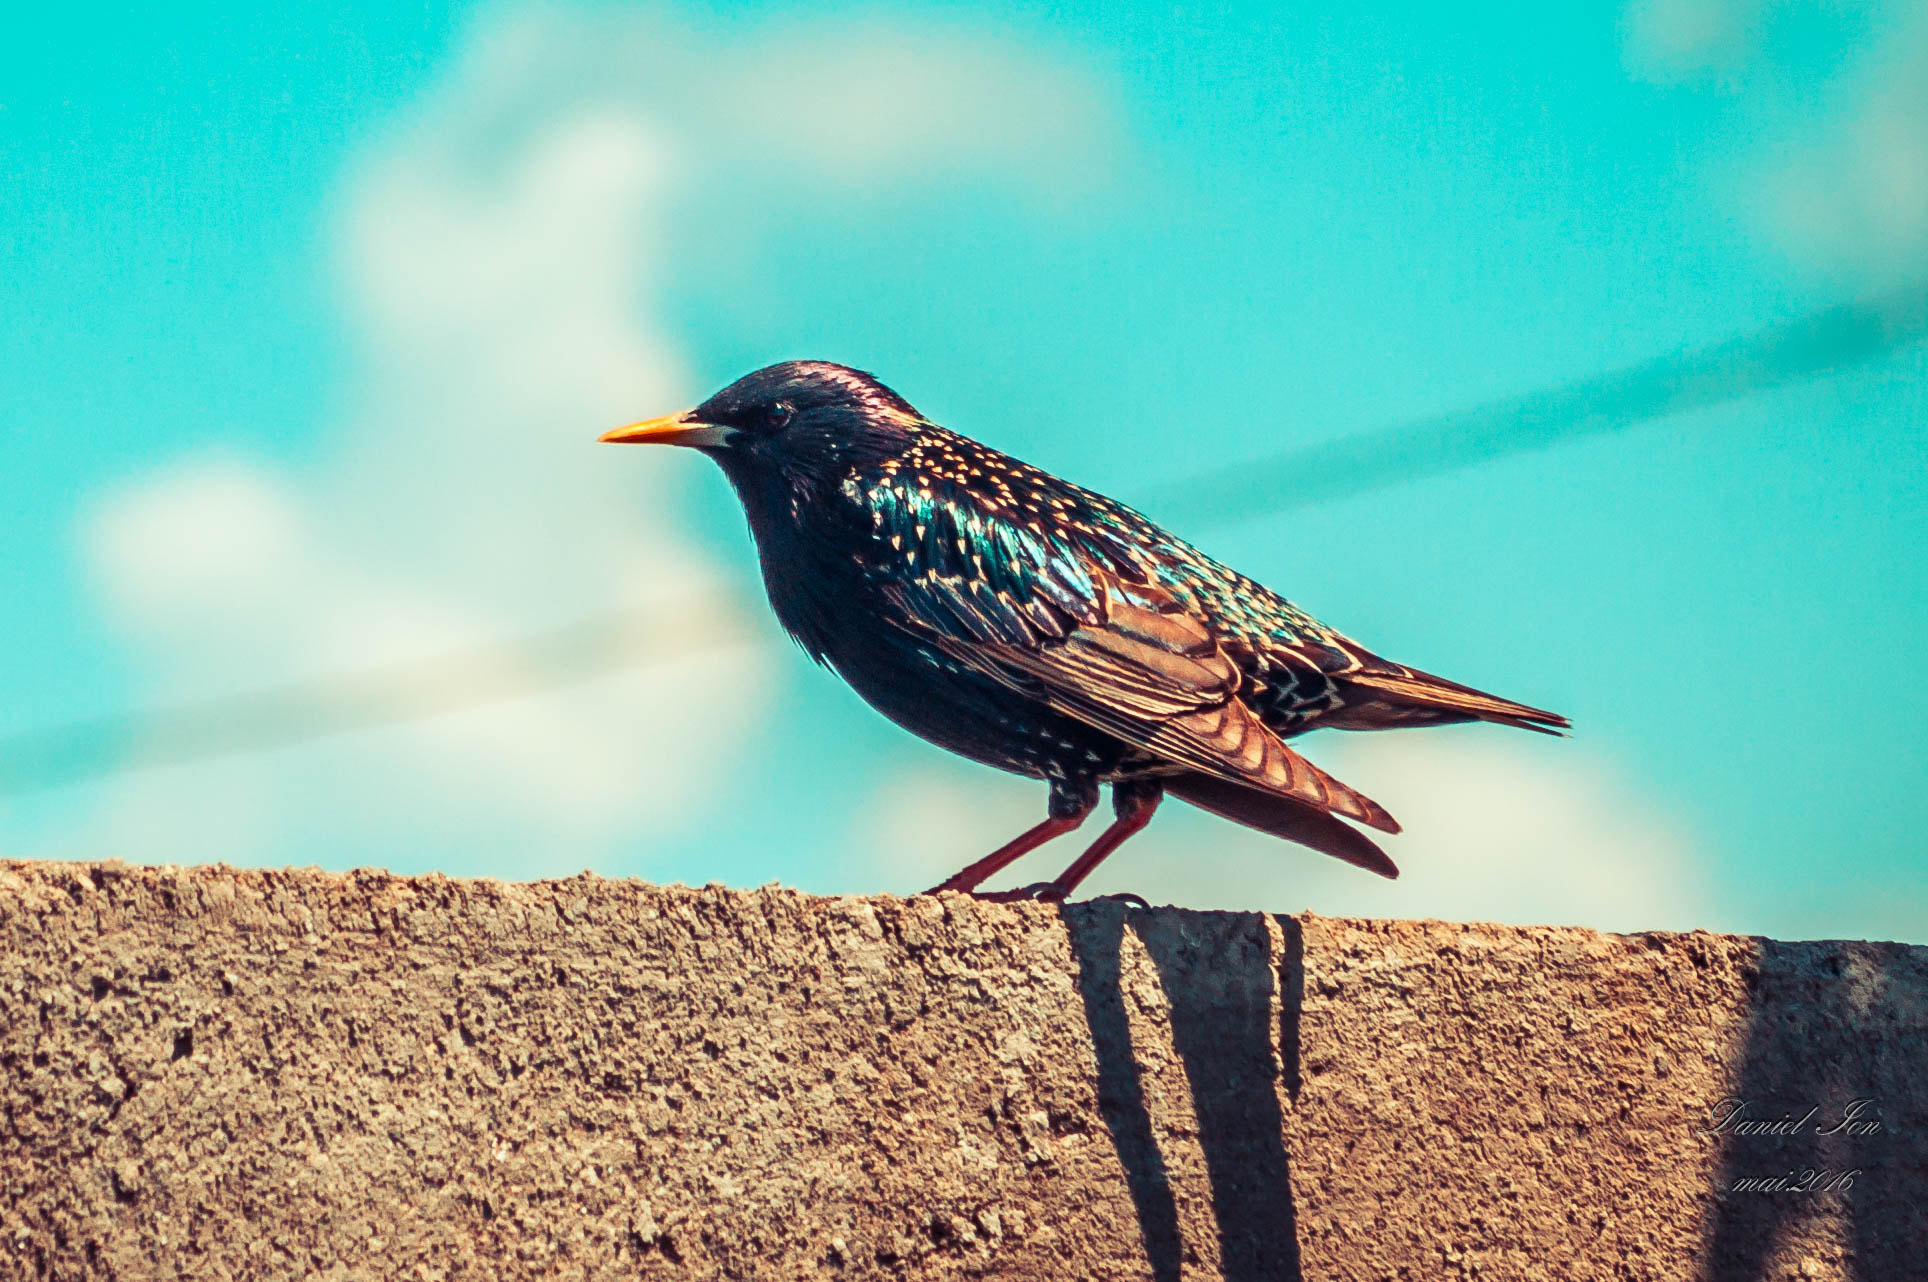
[598,411,736,449]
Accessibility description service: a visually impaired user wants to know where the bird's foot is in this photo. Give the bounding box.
[972,881,1062,904]
[970,884,1151,909]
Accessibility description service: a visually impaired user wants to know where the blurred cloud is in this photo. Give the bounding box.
[1625,0,1928,284]
[716,21,1125,197]
[1757,8,1928,283]
[356,6,1126,209]
[1622,0,1759,84]
[72,5,1127,874]
[856,731,1712,934]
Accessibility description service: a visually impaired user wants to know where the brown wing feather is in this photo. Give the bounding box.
[894,573,1400,833]
[1167,774,1398,879]
[1153,699,1399,832]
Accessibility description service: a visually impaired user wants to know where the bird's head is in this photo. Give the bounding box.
[601,361,923,499]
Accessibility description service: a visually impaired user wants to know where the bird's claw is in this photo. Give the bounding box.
[969,884,1151,909]
[973,881,1063,904]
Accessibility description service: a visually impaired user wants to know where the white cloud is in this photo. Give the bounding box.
[1622,0,1759,84]
[348,7,1125,210]
[714,20,1124,199]
[1624,0,1928,284]
[71,6,1125,875]
[1755,10,1928,283]
[89,458,307,647]
[855,730,1711,934]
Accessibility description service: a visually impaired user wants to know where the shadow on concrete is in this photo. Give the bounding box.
[1064,905,1303,1282]
[1706,940,1927,1281]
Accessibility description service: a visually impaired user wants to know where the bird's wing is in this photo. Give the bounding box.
[862,487,1396,832]
[967,581,1400,834]
[1166,774,1398,878]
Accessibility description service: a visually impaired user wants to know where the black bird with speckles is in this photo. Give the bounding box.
[602,361,1567,901]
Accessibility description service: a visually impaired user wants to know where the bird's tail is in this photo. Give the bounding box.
[1167,773,1398,879]
[1329,663,1570,736]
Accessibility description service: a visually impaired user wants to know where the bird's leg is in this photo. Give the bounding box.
[1030,780,1164,904]
[926,815,1084,896]
[925,779,1096,895]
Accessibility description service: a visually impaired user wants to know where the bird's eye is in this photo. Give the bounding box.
[767,401,795,430]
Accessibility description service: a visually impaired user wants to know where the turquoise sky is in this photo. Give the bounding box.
[4,1,1924,942]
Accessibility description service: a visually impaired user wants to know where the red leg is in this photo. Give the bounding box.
[926,806,1091,895]
[1034,783,1163,903]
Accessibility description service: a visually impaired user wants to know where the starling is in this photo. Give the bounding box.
[602,361,1567,901]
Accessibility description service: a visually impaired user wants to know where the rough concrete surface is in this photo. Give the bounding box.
[0,861,1922,1281]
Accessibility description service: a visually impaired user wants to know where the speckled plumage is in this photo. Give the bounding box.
[604,361,1568,899]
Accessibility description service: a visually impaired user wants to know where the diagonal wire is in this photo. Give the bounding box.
[0,597,758,794]
[3,283,1924,795]
[1138,283,1928,519]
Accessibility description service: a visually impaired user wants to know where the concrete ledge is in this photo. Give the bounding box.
[1,861,1922,1280]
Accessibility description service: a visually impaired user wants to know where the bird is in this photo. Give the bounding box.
[601,360,1567,902]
